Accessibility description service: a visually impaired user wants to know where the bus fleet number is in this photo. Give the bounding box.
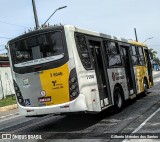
[87,75,94,79]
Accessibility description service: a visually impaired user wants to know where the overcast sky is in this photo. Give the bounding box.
[0,0,160,57]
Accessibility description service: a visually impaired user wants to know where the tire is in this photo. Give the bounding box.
[113,86,124,112]
[143,79,148,96]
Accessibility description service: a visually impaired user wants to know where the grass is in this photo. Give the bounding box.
[0,95,17,107]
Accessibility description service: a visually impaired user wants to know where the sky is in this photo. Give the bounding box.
[0,0,160,57]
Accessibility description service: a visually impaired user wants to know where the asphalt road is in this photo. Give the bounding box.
[1,71,160,142]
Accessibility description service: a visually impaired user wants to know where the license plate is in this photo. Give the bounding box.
[38,96,51,102]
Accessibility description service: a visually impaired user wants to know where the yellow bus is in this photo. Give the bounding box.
[7,25,153,116]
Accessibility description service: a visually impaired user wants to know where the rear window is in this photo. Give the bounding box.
[10,31,64,66]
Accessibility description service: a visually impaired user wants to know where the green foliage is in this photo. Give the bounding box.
[0,95,16,107]
[149,48,160,64]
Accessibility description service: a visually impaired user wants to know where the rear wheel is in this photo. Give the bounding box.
[143,79,148,96]
[113,86,124,112]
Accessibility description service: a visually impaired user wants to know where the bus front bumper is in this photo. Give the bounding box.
[18,94,87,116]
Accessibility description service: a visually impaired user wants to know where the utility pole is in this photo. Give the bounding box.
[32,0,40,29]
[134,28,138,42]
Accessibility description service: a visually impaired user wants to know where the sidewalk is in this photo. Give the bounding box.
[0,104,17,112]
[153,71,160,76]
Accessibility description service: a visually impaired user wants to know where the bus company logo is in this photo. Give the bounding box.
[112,72,125,81]
[23,79,29,86]
[112,72,116,81]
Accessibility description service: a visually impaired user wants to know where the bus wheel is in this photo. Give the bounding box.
[113,86,124,112]
[143,79,148,96]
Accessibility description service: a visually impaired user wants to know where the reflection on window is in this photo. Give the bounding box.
[108,55,122,67]
[131,46,139,65]
[50,32,63,56]
[138,47,145,65]
[11,31,64,64]
[132,46,137,55]
[104,41,122,67]
[106,42,119,54]
[76,35,92,69]
[138,47,143,55]
[132,56,139,65]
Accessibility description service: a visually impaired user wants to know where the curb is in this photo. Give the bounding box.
[0,104,17,112]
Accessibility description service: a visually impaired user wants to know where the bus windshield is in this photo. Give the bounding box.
[10,31,64,67]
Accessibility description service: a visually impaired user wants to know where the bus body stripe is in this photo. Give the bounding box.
[39,63,70,106]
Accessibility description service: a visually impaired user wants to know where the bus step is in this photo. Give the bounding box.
[129,94,136,99]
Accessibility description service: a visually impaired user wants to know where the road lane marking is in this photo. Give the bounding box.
[132,107,160,134]
[122,107,160,142]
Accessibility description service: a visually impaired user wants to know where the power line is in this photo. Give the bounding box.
[0,37,11,39]
[0,20,30,29]
[0,49,6,51]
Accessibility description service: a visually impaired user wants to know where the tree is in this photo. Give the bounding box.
[153,57,160,64]
[148,48,157,59]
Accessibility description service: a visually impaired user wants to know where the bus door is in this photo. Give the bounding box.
[120,45,137,95]
[144,49,153,85]
[88,39,112,108]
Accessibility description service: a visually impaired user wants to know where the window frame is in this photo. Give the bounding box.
[103,40,123,68]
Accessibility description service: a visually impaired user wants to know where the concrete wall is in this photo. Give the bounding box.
[0,67,15,99]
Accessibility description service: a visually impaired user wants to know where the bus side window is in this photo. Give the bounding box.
[138,46,145,66]
[75,34,92,70]
[104,41,122,67]
[131,46,139,65]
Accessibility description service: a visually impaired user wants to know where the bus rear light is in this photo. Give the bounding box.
[13,80,25,106]
[14,86,19,91]
[71,91,78,97]
[70,84,77,90]
[18,98,23,103]
[70,77,76,83]
[69,68,79,101]
[16,92,21,97]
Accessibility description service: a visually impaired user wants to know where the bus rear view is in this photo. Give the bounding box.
[8,26,87,116]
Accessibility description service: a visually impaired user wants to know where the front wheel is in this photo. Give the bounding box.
[113,86,124,112]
